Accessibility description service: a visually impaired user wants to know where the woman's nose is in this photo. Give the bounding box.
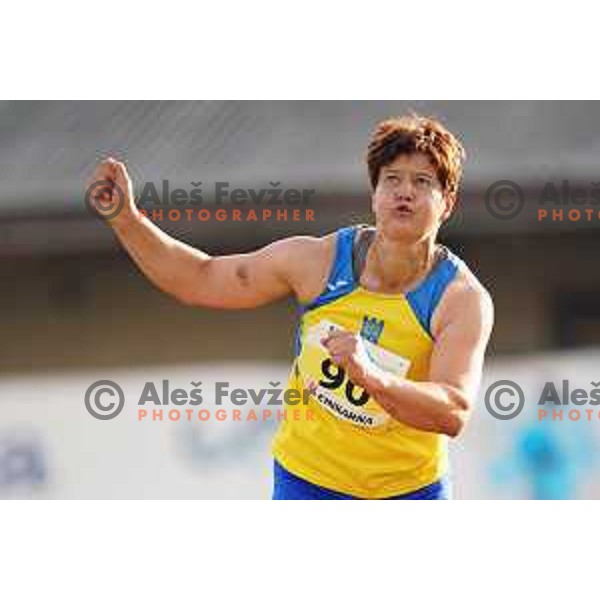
[394,177,415,199]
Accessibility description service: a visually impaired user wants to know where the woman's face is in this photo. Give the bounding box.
[372,151,454,243]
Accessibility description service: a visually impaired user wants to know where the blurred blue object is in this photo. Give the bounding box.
[0,432,47,492]
[490,418,596,499]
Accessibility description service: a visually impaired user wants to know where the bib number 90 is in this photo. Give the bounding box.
[318,358,370,406]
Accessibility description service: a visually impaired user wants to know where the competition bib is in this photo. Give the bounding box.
[297,320,412,428]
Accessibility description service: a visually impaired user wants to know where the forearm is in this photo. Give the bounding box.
[110,207,212,304]
[361,367,469,437]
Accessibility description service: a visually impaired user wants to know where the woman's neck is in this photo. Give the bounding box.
[360,234,439,294]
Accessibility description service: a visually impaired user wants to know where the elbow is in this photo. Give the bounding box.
[159,284,196,306]
[167,258,214,307]
[159,282,203,307]
[176,290,200,307]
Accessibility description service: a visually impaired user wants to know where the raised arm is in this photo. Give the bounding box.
[88,158,324,309]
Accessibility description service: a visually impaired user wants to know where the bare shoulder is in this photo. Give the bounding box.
[267,231,338,304]
[431,258,495,340]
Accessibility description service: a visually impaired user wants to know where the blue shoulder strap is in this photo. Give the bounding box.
[304,226,358,311]
[405,248,462,337]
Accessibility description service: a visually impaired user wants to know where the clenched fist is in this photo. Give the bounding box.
[321,330,378,389]
[86,157,136,227]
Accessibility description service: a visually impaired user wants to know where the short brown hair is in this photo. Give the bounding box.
[366,114,466,199]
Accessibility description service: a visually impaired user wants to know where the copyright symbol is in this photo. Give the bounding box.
[484,380,525,420]
[485,180,524,221]
[84,380,125,420]
[85,180,125,222]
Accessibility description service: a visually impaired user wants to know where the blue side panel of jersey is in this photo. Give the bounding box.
[293,311,303,357]
[405,252,460,337]
[294,226,358,357]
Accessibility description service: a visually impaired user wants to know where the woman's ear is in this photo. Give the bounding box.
[441,193,457,222]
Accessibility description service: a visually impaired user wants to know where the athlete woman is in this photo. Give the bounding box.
[89,114,494,499]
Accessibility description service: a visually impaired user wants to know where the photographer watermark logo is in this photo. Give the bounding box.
[485,181,525,221]
[84,380,125,420]
[484,379,525,420]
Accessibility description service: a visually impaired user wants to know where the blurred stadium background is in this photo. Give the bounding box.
[1,100,599,499]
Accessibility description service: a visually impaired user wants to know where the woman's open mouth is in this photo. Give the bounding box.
[392,204,414,217]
